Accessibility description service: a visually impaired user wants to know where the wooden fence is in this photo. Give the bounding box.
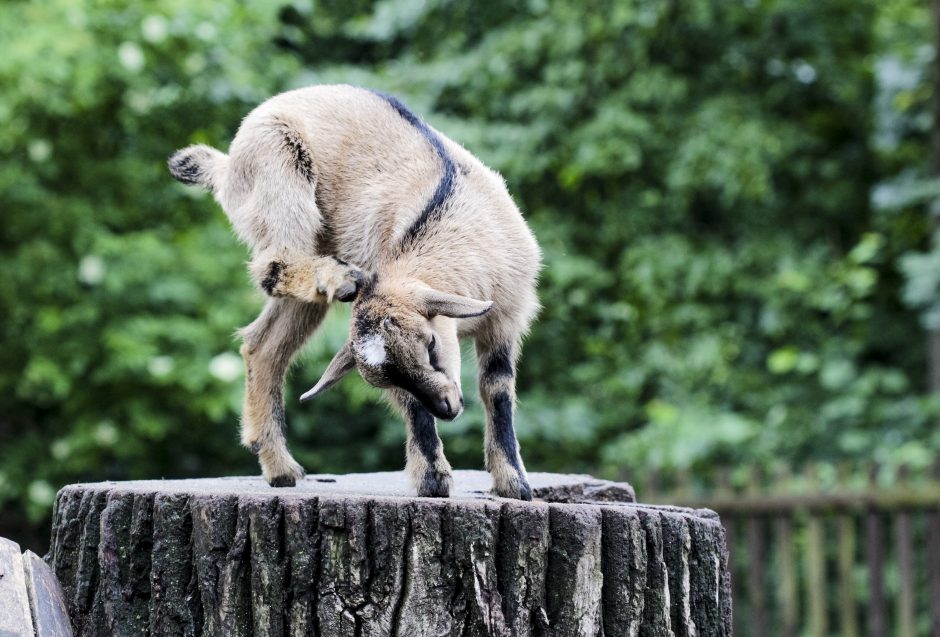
[640,464,940,637]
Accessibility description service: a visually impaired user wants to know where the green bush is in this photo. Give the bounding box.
[1,0,936,548]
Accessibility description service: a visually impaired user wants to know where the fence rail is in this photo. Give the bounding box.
[641,464,940,637]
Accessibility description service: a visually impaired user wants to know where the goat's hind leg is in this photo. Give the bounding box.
[250,251,369,304]
[240,297,327,486]
[477,339,532,500]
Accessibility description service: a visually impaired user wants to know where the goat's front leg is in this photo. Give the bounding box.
[477,341,532,500]
[250,251,369,304]
[389,389,453,497]
[239,297,327,486]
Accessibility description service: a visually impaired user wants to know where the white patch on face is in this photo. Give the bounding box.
[357,334,386,367]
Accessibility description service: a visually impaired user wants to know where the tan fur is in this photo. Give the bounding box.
[169,85,541,495]
[249,252,359,303]
[237,297,326,485]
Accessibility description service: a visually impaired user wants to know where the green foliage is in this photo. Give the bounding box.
[0,0,937,546]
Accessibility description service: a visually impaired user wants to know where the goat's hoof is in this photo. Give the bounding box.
[262,455,305,488]
[335,281,358,302]
[333,267,367,302]
[417,470,452,498]
[518,482,533,501]
[269,474,298,488]
[493,475,532,501]
[314,260,368,303]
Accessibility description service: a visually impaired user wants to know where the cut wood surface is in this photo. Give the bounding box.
[48,471,731,636]
[23,549,73,637]
[0,538,72,637]
[0,537,34,637]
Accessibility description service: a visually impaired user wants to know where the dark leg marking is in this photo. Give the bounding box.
[481,345,514,383]
[406,399,439,461]
[405,398,449,497]
[491,391,523,474]
[479,341,531,500]
[260,261,284,295]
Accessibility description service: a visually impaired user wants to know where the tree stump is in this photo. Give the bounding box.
[48,471,731,636]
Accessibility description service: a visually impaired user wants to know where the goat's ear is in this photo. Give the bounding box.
[300,342,356,402]
[415,287,493,319]
[167,144,228,191]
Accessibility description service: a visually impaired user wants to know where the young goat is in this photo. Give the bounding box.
[168,85,541,499]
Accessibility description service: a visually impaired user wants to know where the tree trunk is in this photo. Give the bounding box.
[47,471,731,636]
[931,0,940,393]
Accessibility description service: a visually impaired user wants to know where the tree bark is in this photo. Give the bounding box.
[47,471,731,636]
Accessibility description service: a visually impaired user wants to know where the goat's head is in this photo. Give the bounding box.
[301,281,492,420]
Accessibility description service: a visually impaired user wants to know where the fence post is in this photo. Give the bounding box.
[836,463,859,637]
[928,509,940,637]
[774,515,798,637]
[895,465,916,637]
[744,467,767,637]
[866,464,888,637]
[837,515,858,637]
[803,465,827,637]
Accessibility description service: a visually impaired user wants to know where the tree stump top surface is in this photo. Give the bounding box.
[57,470,677,511]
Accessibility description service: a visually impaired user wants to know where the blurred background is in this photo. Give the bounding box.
[1,0,939,634]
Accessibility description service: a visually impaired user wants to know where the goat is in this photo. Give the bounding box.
[168,85,541,499]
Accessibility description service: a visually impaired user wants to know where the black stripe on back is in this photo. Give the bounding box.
[370,90,457,252]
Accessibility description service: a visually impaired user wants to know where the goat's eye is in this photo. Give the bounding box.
[427,335,437,354]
